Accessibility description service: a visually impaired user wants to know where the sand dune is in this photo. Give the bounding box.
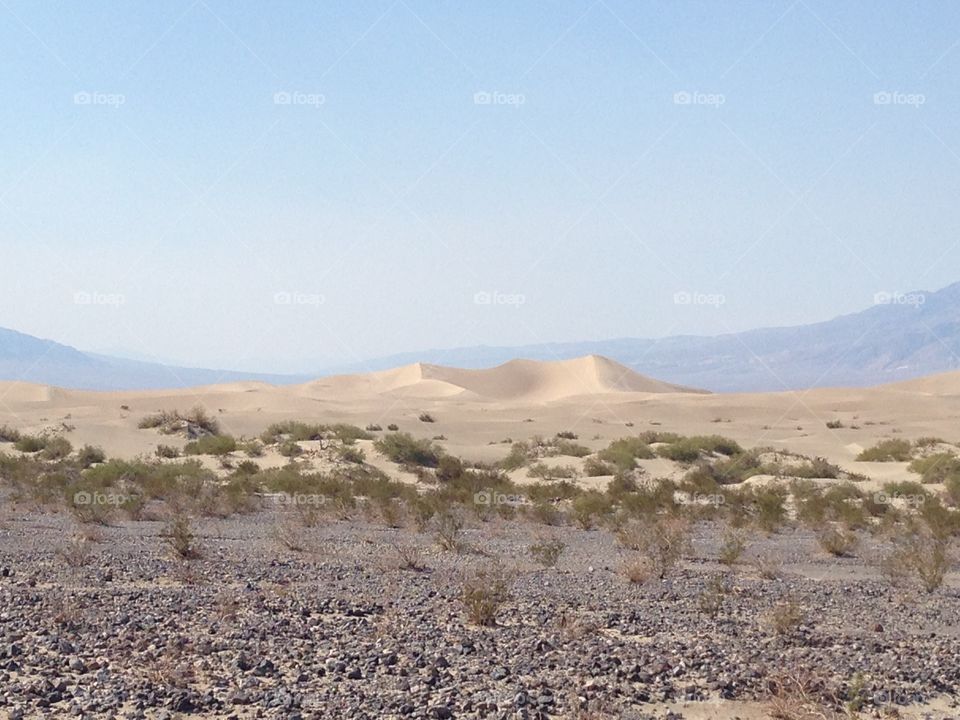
[304,355,700,402]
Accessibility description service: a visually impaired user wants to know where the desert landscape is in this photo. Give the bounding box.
[1,356,958,719]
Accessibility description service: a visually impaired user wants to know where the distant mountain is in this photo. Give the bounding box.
[0,327,307,391]
[320,282,960,392]
[3,281,959,392]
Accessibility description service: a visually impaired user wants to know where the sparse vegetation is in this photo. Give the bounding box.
[461,562,512,626]
[856,439,912,462]
[529,537,565,567]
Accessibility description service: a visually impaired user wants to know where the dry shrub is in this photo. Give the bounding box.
[767,672,846,720]
[271,514,308,552]
[461,562,513,626]
[58,532,94,567]
[432,509,465,553]
[162,515,202,560]
[816,525,859,557]
[529,537,565,568]
[882,527,951,594]
[718,527,746,566]
[753,549,784,580]
[615,515,691,579]
[766,596,806,638]
[391,542,426,572]
[621,555,657,584]
[697,574,730,618]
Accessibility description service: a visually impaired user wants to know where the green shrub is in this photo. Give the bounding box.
[583,457,616,476]
[76,444,106,468]
[336,445,365,464]
[374,432,442,467]
[909,453,960,484]
[183,435,237,456]
[569,491,612,529]
[278,440,304,458]
[418,412,436,423]
[14,435,46,453]
[155,444,181,459]
[40,436,72,460]
[658,435,743,463]
[598,437,655,470]
[553,439,591,458]
[856,439,912,462]
[500,442,530,471]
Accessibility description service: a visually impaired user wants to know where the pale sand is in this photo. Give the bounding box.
[0,355,956,490]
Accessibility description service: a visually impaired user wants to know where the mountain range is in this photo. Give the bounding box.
[2,282,958,392]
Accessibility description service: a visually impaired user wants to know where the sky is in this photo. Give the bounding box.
[2,1,960,373]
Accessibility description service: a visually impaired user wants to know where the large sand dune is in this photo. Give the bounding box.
[2,355,960,477]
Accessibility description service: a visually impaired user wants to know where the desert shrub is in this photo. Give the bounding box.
[816,525,859,557]
[240,440,264,457]
[499,442,531,471]
[658,435,743,463]
[598,437,655,471]
[583,457,616,476]
[555,430,578,440]
[435,455,464,483]
[432,509,465,552]
[278,440,303,457]
[162,515,202,560]
[260,421,323,443]
[38,436,72,460]
[748,486,788,532]
[14,435,47,453]
[616,516,691,578]
[621,555,657,584]
[418,412,435,423]
[553,439,591,458]
[766,596,806,637]
[527,462,577,481]
[391,543,425,571]
[387,423,399,431]
[752,550,784,580]
[365,424,382,432]
[374,432,442,467]
[183,434,236,456]
[856,439,912,462]
[76,445,106,468]
[139,407,220,436]
[155,444,181,459]
[569,491,612,529]
[529,538,565,567]
[718,527,746,565]
[947,476,960,507]
[779,456,841,479]
[58,532,95,567]
[271,514,307,552]
[0,425,22,443]
[685,451,763,489]
[697,574,730,618]
[336,445,366,464]
[825,420,844,429]
[461,563,512,626]
[908,453,960,484]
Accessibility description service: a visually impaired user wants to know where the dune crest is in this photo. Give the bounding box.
[303,355,703,402]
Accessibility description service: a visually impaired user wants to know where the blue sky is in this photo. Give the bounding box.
[2,1,959,372]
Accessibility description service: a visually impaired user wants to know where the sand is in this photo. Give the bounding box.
[0,354,957,489]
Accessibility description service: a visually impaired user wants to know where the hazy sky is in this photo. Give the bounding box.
[2,1,959,372]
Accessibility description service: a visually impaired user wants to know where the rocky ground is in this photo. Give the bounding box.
[0,508,958,720]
